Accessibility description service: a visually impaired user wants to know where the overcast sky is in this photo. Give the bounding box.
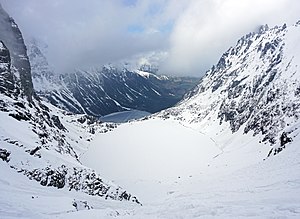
[1,0,300,76]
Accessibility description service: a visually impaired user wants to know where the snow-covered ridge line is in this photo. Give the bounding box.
[158,21,300,156]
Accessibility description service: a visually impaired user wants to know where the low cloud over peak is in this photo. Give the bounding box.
[1,0,300,76]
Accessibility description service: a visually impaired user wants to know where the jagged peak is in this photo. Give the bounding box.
[160,19,300,154]
[0,40,5,50]
[258,24,269,34]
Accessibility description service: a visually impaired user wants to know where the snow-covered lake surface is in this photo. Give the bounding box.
[81,118,300,218]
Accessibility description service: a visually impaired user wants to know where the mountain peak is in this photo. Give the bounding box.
[160,21,300,154]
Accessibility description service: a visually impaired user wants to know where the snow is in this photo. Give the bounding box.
[76,22,300,217]
[79,117,300,218]
[135,70,152,78]
[0,161,138,219]
[134,70,164,80]
[100,110,151,123]
[2,21,300,219]
[0,41,5,50]
[151,88,161,96]
[82,118,222,182]
[2,113,300,218]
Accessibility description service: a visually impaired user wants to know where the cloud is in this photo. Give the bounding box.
[1,0,300,76]
[162,0,300,76]
[1,0,182,73]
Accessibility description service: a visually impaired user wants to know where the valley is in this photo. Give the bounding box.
[0,1,300,218]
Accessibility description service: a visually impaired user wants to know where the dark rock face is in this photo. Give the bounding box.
[0,41,14,95]
[25,166,67,189]
[267,132,293,156]
[0,148,10,162]
[51,115,66,131]
[0,4,34,101]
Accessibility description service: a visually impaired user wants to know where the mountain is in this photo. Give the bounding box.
[159,22,300,156]
[2,1,300,217]
[0,4,34,101]
[28,41,199,117]
[28,38,86,114]
[79,21,300,218]
[0,3,140,213]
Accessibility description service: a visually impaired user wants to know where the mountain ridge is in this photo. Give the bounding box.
[28,40,199,117]
[159,21,300,156]
[1,2,300,217]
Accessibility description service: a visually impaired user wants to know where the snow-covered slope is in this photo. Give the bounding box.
[0,94,140,202]
[80,117,300,218]
[3,114,300,218]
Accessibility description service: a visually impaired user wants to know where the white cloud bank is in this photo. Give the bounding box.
[1,0,300,76]
[163,0,300,75]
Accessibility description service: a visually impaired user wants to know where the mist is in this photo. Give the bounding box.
[1,0,300,76]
